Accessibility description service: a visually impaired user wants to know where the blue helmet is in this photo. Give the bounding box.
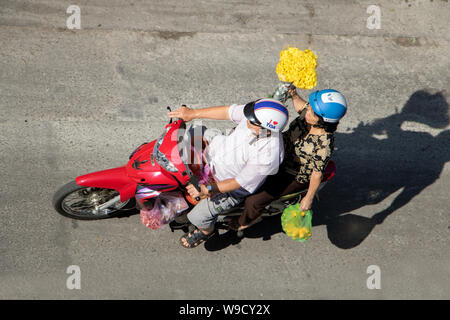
[309,89,347,123]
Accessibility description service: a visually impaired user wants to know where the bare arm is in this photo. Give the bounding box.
[214,178,241,194]
[168,105,231,122]
[287,86,308,114]
[300,170,322,211]
[186,178,241,199]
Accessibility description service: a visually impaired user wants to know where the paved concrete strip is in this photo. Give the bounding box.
[0,0,449,299]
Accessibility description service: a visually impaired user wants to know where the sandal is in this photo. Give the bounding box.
[180,228,215,248]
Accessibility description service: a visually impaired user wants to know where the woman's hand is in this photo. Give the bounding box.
[287,85,298,98]
[186,183,209,199]
[168,105,196,122]
[300,195,313,212]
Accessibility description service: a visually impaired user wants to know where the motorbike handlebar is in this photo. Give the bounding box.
[166,109,201,202]
[167,105,187,125]
[188,175,202,202]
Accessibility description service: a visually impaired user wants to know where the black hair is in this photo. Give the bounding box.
[313,115,339,133]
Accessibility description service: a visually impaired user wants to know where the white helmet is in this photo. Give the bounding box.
[243,99,289,132]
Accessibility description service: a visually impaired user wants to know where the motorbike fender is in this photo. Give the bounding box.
[75,166,137,203]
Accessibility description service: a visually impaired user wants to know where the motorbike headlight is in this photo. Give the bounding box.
[153,135,178,173]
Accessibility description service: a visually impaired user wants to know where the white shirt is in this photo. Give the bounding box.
[206,104,284,193]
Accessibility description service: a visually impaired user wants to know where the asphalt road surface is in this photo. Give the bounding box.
[0,0,449,299]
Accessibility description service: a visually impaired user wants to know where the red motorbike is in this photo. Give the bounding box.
[53,108,336,231]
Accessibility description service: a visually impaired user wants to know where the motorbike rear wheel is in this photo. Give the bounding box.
[52,180,135,220]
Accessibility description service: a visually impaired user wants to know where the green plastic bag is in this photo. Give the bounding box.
[281,203,313,242]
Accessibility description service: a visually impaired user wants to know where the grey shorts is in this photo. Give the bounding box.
[187,188,250,229]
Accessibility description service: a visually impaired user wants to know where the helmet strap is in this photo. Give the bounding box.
[259,128,271,138]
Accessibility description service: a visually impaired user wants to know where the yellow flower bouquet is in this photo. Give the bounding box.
[269,47,318,102]
[276,47,318,89]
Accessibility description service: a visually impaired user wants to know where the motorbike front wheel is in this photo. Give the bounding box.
[52,180,135,220]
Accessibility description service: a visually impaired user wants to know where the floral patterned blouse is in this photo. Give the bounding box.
[282,109,334,184]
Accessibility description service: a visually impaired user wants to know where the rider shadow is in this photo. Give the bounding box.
[206,89,450,251]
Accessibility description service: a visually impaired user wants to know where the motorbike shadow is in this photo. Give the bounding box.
[204,214,285,251]
[119,204,377,250]
[204,211,376,251]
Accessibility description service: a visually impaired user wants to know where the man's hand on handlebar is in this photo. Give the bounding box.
[186,183,209,200]
[168,105,196,122]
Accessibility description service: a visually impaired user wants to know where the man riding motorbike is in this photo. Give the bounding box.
[167,99,289,248]
[229,87,348,231]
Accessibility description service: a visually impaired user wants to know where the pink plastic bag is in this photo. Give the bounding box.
[140,191,189,229]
